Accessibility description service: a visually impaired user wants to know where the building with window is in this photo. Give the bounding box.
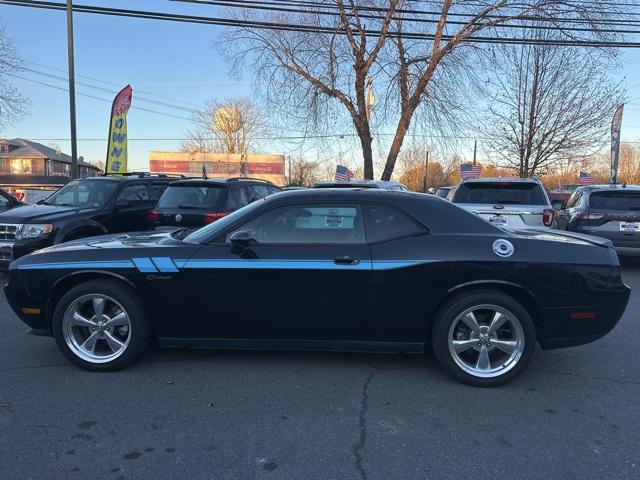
[0,138,101,177]
[0,139,102,202]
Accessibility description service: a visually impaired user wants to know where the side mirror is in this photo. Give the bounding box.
[551,200,565,211]
[229,230,255,247]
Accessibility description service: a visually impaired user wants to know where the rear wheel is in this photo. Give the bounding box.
[431,290,536,387]
[52,280,151,371]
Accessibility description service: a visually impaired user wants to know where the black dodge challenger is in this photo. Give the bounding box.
[4,189,630,386]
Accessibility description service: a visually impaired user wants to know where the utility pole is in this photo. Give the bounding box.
[287,155,291,185]
[472,140,477,166]
[423,150,429,193]
[66,0,78,179]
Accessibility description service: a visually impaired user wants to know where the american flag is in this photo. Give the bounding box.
[335,165,355,181]
[578,171,595,185]
[460,163,482,179]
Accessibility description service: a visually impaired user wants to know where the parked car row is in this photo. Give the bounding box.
[432,177,640,258]
[0,173,280,269]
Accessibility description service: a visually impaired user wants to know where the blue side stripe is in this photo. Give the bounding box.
[18,258,431,271]
[373,260,433,270]
[151,257,179,273]
[132,257,157,273]
[19,260,135,270]
[182,259,373,270]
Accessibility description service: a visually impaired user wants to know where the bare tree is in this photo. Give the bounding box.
[478,30,623,177]
[0,24,27,131]
[221,1,629,180]
[286,157,324,186]
[182,97,269,154]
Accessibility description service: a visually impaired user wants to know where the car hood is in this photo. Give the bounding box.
[31,230,188,254]
[508,228,613,248]
[0,204,96,223]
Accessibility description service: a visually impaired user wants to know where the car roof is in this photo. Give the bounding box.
[580,184,640,192]
[268,186,458,207]
[460,177,541,184]
[169,177,276,187]
[263,188,498,234]
[313,180,406,189]
[74,174,180,182]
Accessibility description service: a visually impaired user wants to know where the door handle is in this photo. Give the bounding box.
[334,256,359,265]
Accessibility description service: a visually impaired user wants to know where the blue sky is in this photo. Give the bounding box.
[1,0,640,172]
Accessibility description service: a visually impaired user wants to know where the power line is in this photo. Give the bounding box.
[24,60,204,109]
[182,0,640,23]
[175,0,640,32]
[2,0,640,47]
[3,62,200,114]
[4,72,194,121]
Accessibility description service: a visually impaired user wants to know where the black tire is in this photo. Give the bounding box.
[52,280,151,371]
[431,290,536,387]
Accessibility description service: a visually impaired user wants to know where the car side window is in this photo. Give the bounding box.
[362,204,424,243]
[230,204,365,244]
[148,182,169,201]
[250,184,271,201]
[0,195,10,207]
[229,186,248,208]
[566,191,582,209]
[117,184,149,206]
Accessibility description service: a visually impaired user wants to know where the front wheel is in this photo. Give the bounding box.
[52,280,151,371]
[431,290,536,387]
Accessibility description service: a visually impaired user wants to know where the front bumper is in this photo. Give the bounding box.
[0,236,55,270]
[4,267,51,334]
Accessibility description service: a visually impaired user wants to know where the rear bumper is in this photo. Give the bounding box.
[539,284,631,350]
[570,226,640,255]
[612,246,640,257]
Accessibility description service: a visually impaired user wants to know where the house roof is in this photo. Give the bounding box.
[0,138,99,170]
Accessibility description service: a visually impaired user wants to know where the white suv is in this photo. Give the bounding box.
[451,177,556,229]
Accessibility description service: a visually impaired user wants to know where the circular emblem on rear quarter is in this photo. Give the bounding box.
[175,213,182,223]
[493,239,514,258]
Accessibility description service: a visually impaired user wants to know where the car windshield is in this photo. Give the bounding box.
[183,198,266,243]
[589,191,640,211]
[157,185,228,210]
[43,180,119,208]
[453,182,546,205]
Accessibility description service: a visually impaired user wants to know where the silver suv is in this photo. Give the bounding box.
[557,184,640,256]
[451,177,555,229]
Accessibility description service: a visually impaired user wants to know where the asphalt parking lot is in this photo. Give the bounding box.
[1,264,639,480]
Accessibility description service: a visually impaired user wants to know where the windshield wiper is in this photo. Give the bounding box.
[177,205,200,209]
[494,200,524,205]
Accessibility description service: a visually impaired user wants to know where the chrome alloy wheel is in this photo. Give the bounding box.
[447,304,525,379]
[62,294,131,364]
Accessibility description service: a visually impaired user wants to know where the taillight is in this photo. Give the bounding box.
[543,208,555,227]
[204,212,229,224]
[148,210,159,224]
[575,211,606,220]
